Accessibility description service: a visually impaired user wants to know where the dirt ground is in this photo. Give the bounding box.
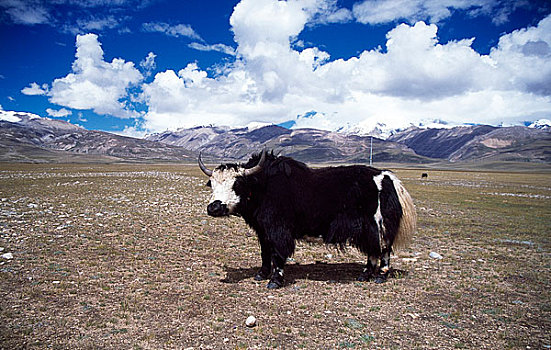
[0,163,549,349]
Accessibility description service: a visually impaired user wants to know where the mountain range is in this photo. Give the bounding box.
[1,110,550,165]
[0,111,193,163]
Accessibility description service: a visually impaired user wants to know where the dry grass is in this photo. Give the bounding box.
[0,163,549,349]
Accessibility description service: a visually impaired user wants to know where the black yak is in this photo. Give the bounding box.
[199,151,416,289]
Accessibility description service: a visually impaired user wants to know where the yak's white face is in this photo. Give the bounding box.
[207,168,243,216]
[199,151,265,217]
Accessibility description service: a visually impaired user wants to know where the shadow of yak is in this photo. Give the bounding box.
[221,262,408,286]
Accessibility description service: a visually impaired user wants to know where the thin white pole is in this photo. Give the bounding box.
[369,136,373,166]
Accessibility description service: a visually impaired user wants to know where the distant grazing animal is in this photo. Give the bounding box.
[421,173,428,178]
[198,151,416,289]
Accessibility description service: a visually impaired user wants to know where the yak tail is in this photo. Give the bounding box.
[392,176,416,250]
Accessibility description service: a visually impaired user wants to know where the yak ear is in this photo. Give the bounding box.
[206,180,212,188]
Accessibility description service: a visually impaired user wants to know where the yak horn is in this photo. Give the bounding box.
[243,150,266,176]
[198,152,213,176]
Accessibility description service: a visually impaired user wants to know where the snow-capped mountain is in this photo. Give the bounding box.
[0,110,193,162]
[0,110,42,122]
[528,119,551,130]
[1,109,550,164]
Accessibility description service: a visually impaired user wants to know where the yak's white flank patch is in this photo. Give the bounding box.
[373,173,386,251]
[373,173,384,191]
[209,168,243,213]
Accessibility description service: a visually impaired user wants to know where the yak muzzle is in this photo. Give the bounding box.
[207,200,229,217]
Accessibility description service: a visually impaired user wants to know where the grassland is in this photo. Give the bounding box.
[0,163,549,349]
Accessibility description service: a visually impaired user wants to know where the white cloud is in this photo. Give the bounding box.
[139,1,551,135]
[303,0,353,24]
[0,0,51,25]
[140,52,157,77]
[19,0,550,136]
[58,0,136,7]
[328,21,496,100]
[63,14,121,34]
[46,108,72,117]
[21,82,49,95]
[489,15,551,95]
[77,112,87,122]
[188,42,236,56]
[118,125,148,138]
[352,0,498,24]
[142,22,202,40]
[0,0,136,29]
[42,33,143,118]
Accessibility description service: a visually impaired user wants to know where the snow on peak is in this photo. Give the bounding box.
[528,119,551,129]
[246,121,273,131]
[416,119,454,129]
[0,110,42,123]
[337,122,393,139]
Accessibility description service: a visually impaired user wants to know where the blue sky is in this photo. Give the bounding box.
[1,0,550,136]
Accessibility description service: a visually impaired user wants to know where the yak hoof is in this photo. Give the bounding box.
[254,268,270,281]
[374,275,387,284]
[267,274,284,289]
[267,280,283,289]
[254,273,266,281]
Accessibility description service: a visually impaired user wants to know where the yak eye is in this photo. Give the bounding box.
[206,180,212,188]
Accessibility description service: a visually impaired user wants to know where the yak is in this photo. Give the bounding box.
[198,151,416,289]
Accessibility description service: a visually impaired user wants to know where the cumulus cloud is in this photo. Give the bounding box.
[138,0,551,134]
[326,21,496,100]
[142,22,202,40]
[489,15,551,95]
[21,82,49,95]
[46,108,72,117]
[29,33,143,118]
[18,0,551,135]
[140,52,157,77]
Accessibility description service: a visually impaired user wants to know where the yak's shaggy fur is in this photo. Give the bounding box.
[202,151,416,288]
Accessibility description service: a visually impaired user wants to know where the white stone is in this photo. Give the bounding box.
[245,315,256,327]
[429,252,443,259]
[1,253,13,260]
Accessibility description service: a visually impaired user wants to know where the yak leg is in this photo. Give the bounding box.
[254,233,272,281]
[374,248,392,284]
[267,254,286,289]
[266,231,294,289]
[358,255,378,282]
